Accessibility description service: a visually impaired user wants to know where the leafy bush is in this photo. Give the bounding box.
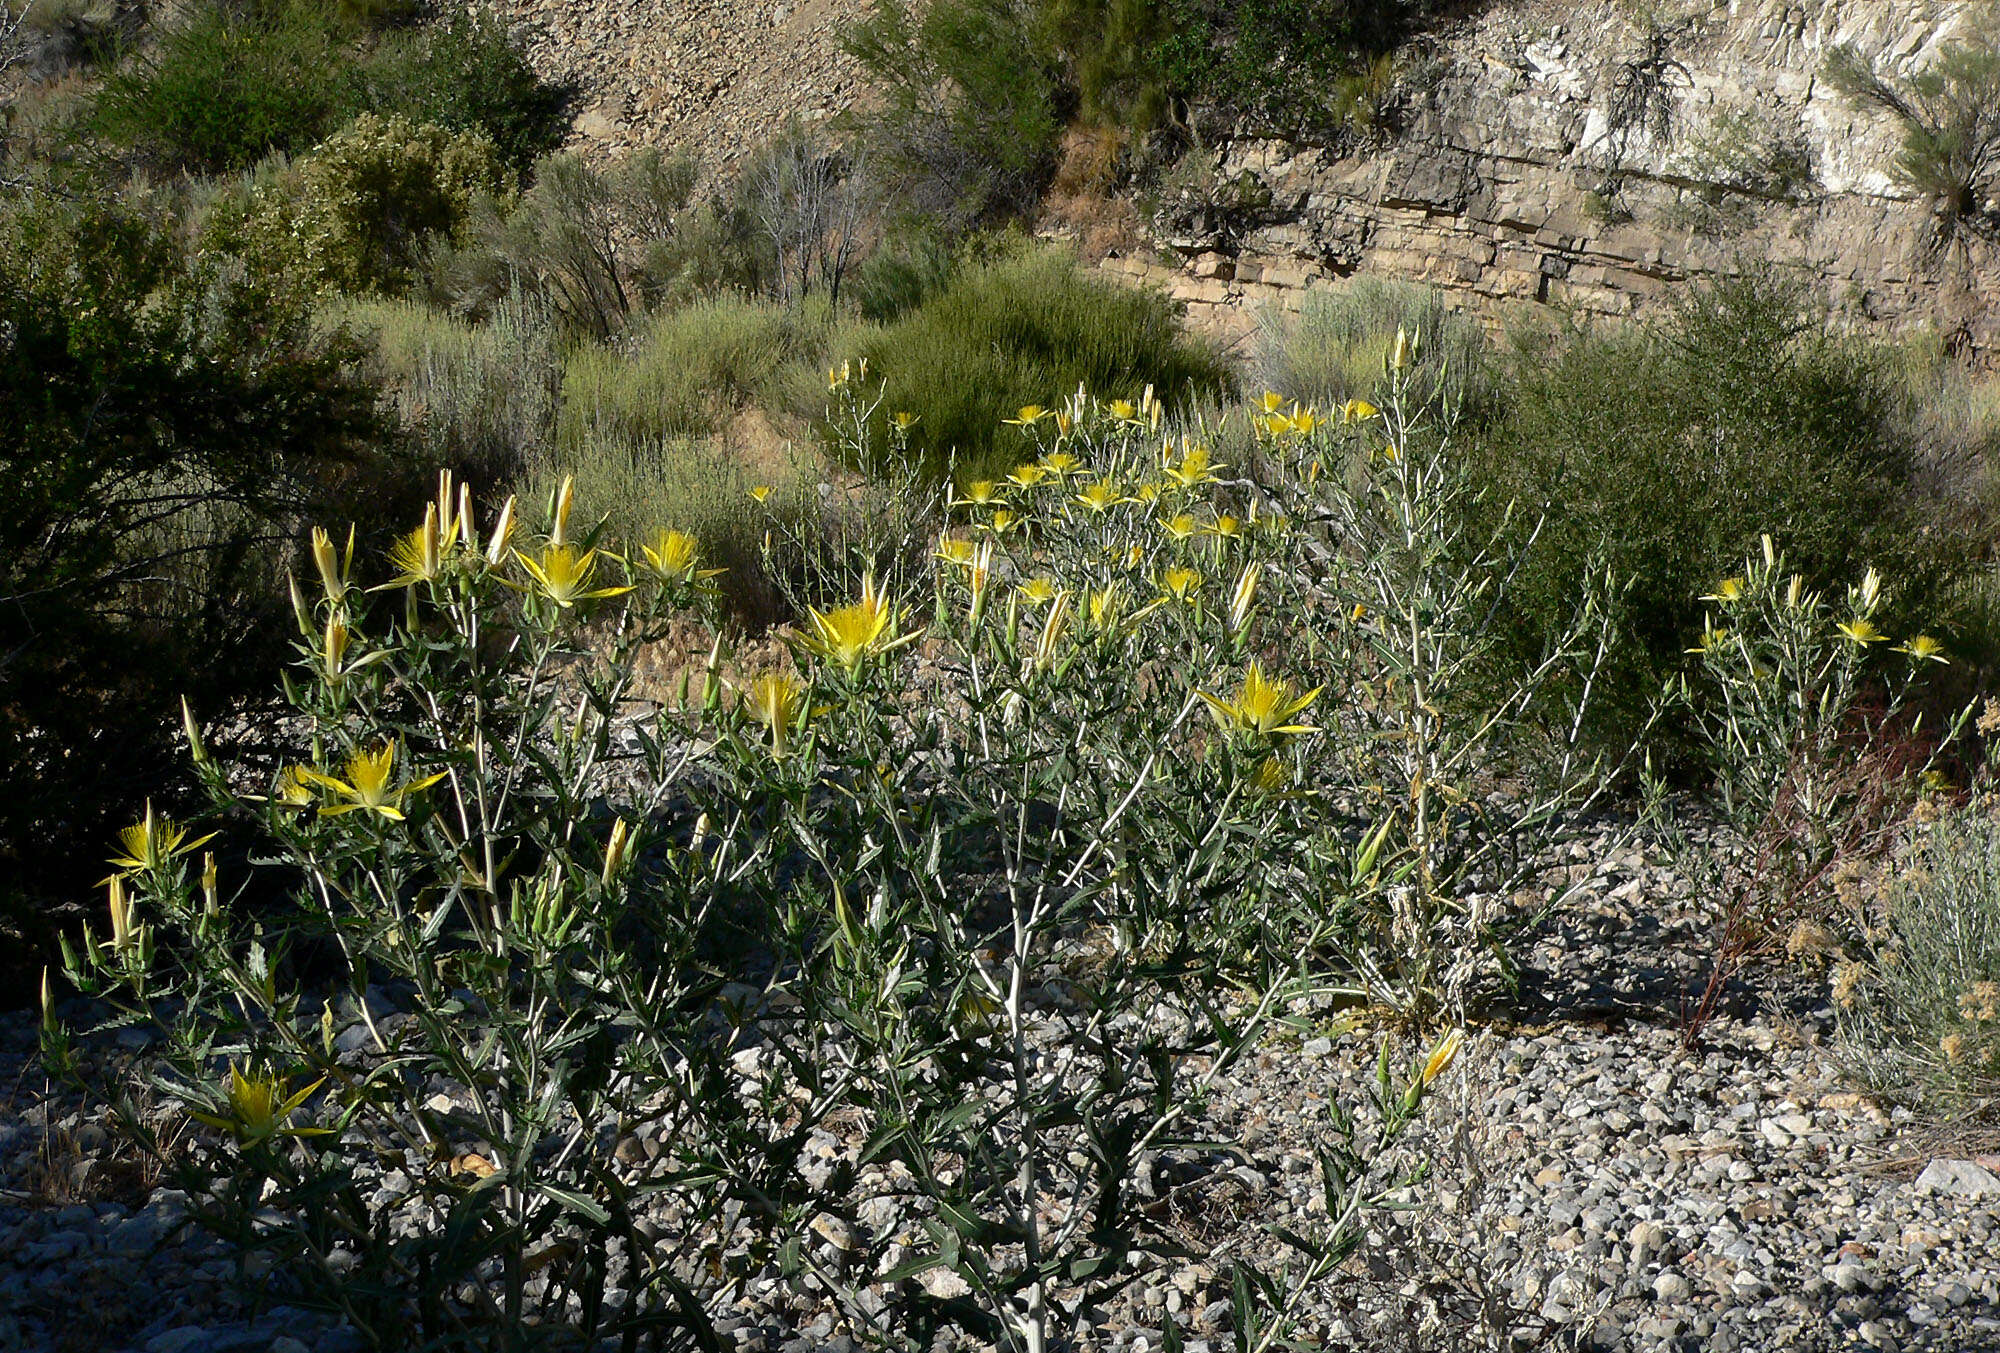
[1255,277,1493,419]
[0,190,386,946]
[55,374,1595,1347]
[360,8,573,175]
[854,244,1230,475]
[1154,0,1422,137]
[90,1,356,173]
[842,0,1060,230]
[89,1,568,177]
[214,114,510,298]
[1472,271,1967,752]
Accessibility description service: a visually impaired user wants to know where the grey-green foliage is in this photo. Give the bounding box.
[1825,29,2000,238]
[1838,797,2000,1111]
[429,147,701,337]
[1254,278,1493,419]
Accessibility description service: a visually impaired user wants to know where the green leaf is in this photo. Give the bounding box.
[532,1181,610,1226]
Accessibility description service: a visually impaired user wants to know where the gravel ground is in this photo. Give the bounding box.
[6,832,2000,1353]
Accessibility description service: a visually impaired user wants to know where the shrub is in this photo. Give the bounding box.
[53,381,1552,1346]
[360,8,573,176]
[90,1,357,173]
[557,297,817,449]
[1154,0,1423,138]
[0,190,386,951]
[853,243,1231,476]
[216,114,510,298]
[1826,25,2000,241]
[1836,788,2000,1110]
[432,149,702,337]
[1472,270,1968,753]
[849,225,955,321]
[329,290,562,484]
[842,0,1061,230]
[89,2,568,178]
[1661,539,1956,1040]
[1254,277,1493,419]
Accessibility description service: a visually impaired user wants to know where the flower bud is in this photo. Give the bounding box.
[310,526,347,607]
[181,695,208,765]
[601,817,633,887]
[550,475,576,548]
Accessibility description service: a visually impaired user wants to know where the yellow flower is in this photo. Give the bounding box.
[1680,616,1728,656]
[1702,577,1746,604]
[1163,444,1220,488]
[1836,618,1888,646]
[1008,463,1049,491]
[794,577,919,674]
[1003,405,1051,428]
[1257,391,1286,414]
[935,536,977,568]
[1039,452,1081,479]
[310,525,354,607]
[1132,482,1162,504]
[297,742,446,821]
[1017,577,1059,605]
[1161,513,1200,542]
[981,508,1024,536]
[1897,634,1948,664]
[1107,399,1138,422]
[374,504,453,590]
[1088,584,1127,634]
[105,876,139,954]
[187,1064,333,1147]
[320,619,389,686]
[742,673,807,758]
[955,480,1008,509]
[1421,1028,1464,1086]
[277,765,316,808]
[639,529,724,585]
[1206,514,1242,539]
[1340,398,1380,423]
[748,485,773,504]
[108,802,216,875]
[1075,481,1124,513]
[513,545,634,609]
[1158,566,1201,603]
[1198,662,1322,738]
[1286,408,1321,437]
[1227,561,1259,633]
[891,411,919,432]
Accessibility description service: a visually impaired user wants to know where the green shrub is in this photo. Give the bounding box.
[216,114,510,298]
[558,297,817,449]
[0,190,387,946]
[850,225,956,321]
[1154,0,1424,137]
[360,8,573,175]
[842,0,1061,229]
[53,390,1531,1348]
[1255,277,1493,418]
[1826,25,2000,240]
[854,243,1230,476]
[90,1,357,173]
[89,1,568,178]
[1471,271,1970,752]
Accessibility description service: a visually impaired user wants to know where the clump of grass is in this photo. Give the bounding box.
[556,296,818,450]
[1255,277,1494,418]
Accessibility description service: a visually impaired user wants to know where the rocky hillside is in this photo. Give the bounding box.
[485,0,873,171]
[486,0,1998,352]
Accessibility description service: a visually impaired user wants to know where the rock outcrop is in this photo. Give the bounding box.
[1099,0,2000,353]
